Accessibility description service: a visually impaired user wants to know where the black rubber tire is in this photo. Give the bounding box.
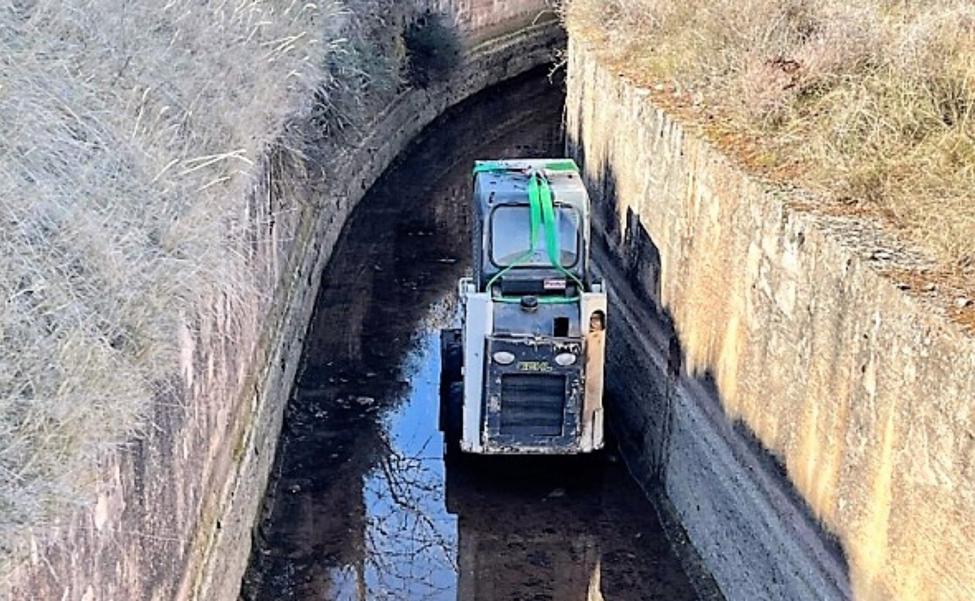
[440,329,462,384]
[439,329,463,434]
[442,380,464,454]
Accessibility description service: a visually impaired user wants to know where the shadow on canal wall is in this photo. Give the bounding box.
[566,34,975,601]
[575,97,853,597]
[596,196,852,601]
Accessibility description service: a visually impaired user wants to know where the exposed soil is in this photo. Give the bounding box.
[241,71,714,601]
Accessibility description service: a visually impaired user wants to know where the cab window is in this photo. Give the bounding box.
[490,205,580,267]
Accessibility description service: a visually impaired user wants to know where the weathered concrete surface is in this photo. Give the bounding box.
[1,4,561,601]
[566,39,975,601]
[421,0,558,43]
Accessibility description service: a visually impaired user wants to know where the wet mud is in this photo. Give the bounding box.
[241,70,712,601]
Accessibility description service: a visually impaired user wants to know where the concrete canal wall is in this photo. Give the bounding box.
[566,38,975,601]
[1,4,561,600]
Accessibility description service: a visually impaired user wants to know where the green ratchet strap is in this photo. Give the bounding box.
[480,165,585,304]
[533,172,586,296]
[542,159,579,172]
[473,159,579,176]
[472,161,505,175]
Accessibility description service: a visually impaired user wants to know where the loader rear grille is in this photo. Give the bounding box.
[499,374,566,437]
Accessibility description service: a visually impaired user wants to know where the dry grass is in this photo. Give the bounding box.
[564,0,975,272]
[0,0,356,569]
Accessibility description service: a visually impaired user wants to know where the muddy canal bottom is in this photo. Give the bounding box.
[242,72,707,601]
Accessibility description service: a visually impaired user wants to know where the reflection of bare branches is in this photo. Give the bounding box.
[356,428,456,601]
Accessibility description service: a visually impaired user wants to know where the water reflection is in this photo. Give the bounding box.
[248,325,700,601]
[348,330,457,601]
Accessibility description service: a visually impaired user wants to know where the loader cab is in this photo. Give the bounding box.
[439,159,607,456]
[471,159,591,297]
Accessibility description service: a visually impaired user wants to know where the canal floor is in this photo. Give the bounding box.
[241,71,712,601]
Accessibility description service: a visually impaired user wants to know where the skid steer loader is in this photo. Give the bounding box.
[439,159,607,455]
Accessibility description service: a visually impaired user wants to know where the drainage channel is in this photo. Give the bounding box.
[241,70,715,601]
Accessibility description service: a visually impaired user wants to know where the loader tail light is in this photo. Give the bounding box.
[492,351,516,365]
[555,353,577,366]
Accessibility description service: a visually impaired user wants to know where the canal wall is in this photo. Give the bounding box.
[1,4,560,601]
[566,38,975,601]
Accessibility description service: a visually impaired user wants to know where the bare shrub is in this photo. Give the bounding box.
[403,12,463,88]
[564,0,975,268]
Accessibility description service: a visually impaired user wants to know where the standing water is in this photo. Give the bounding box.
[241,70,713,601]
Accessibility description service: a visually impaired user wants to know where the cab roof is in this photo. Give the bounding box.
[472,158,589,218]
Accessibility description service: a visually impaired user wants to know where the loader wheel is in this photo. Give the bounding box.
[440,329,462,385]
[439,329,462,434]
[442,381,464,454]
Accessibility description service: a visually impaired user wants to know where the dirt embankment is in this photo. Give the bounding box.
[562,0,975,333]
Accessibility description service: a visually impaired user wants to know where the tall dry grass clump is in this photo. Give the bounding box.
[0,0,349,569]
[564,0,975,272]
